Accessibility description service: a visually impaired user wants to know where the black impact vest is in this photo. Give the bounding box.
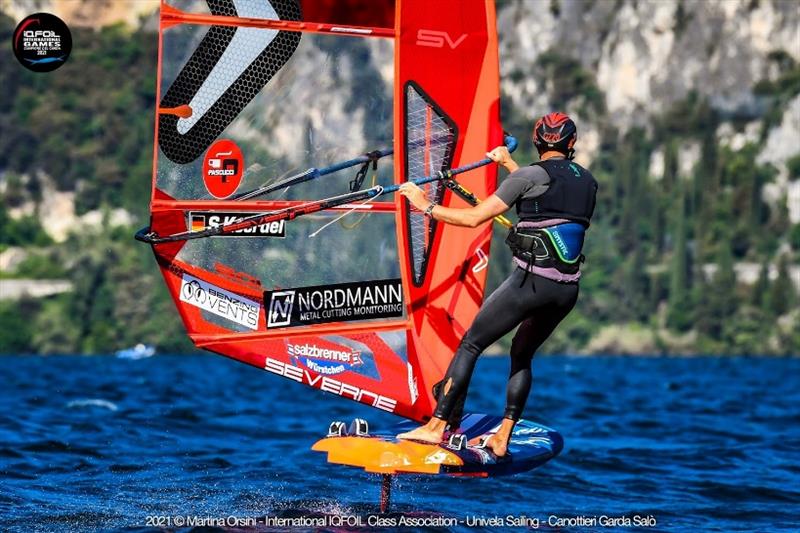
[507,159,598,276]
[516,159,598,227]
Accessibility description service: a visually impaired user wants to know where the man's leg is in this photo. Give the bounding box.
[398,269,535,442]
[431,268,545,423]
[432,380,465,431]
[485,279,579,456]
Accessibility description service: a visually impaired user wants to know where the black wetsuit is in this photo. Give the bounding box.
[432,158,597,423]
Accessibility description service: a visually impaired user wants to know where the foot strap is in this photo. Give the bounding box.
[327,421,346,437]
[446,433,467,450]
[348,418,369,437]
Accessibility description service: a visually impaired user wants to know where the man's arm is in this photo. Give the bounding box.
[397,183,510,228]
[396,142,528,227]
[426,195,510,228]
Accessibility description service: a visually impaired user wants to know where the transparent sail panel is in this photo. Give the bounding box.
[175,211,400,288]
[404,82,456,285]
[155,11,400,330]
[157,27,394,200]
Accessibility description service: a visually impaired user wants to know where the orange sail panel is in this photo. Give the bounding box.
[394,0,502,416]
[143,0,500,422]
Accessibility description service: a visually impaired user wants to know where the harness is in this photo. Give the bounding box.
[505,223,586,276]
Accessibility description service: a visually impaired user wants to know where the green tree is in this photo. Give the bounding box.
[667,186,693,330]
[0,299,36,353]
[662,139,679,192]
[790,224,800,252]
[696,235,738,341]
[751,261,770,311]
[32,297,80,354]
[728,307,771,355]
[767,254,797,316]
[787,153,800,179]
[0,206,52,247]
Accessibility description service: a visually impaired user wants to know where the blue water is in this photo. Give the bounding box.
[1,354,798,532]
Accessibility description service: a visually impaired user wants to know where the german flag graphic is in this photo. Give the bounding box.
[190,214,206,232]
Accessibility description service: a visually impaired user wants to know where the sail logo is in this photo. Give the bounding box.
[265,357,397,413]
[267,290,295,328]
[264,279,404,329]
[472,248,489,273]
[202,139,244,199]
[189,212,285,238]
[416,29,467,49]
[288,342,362,376]
[206,156,237,176]
[179,274,260,330]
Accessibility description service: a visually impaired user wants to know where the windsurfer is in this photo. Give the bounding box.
[397,113,598,457]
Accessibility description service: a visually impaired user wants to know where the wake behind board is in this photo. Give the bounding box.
[312,414,563,477]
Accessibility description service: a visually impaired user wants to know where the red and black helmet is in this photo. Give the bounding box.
[533,112,577,159]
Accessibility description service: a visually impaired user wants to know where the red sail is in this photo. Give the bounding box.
[145,0,500,421]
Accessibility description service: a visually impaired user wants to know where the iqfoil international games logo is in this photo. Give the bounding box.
[12,13,72,73]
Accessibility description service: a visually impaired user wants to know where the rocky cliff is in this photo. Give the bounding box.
[498,0,799,220]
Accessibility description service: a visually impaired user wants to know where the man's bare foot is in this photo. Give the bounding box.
[482,418,517,457]
[484,432,510,457]
[397,417,447,443]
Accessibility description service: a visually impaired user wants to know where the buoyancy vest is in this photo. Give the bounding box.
[516,159,598,226]
[507,159,598,275]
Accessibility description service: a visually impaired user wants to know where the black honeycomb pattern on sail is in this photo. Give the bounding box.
[158,0,302,164]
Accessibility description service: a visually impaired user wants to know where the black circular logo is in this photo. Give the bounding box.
[183,280,206,304]
[12,13,72,73]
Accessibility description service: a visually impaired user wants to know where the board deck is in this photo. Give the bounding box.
[312,414,563,477]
